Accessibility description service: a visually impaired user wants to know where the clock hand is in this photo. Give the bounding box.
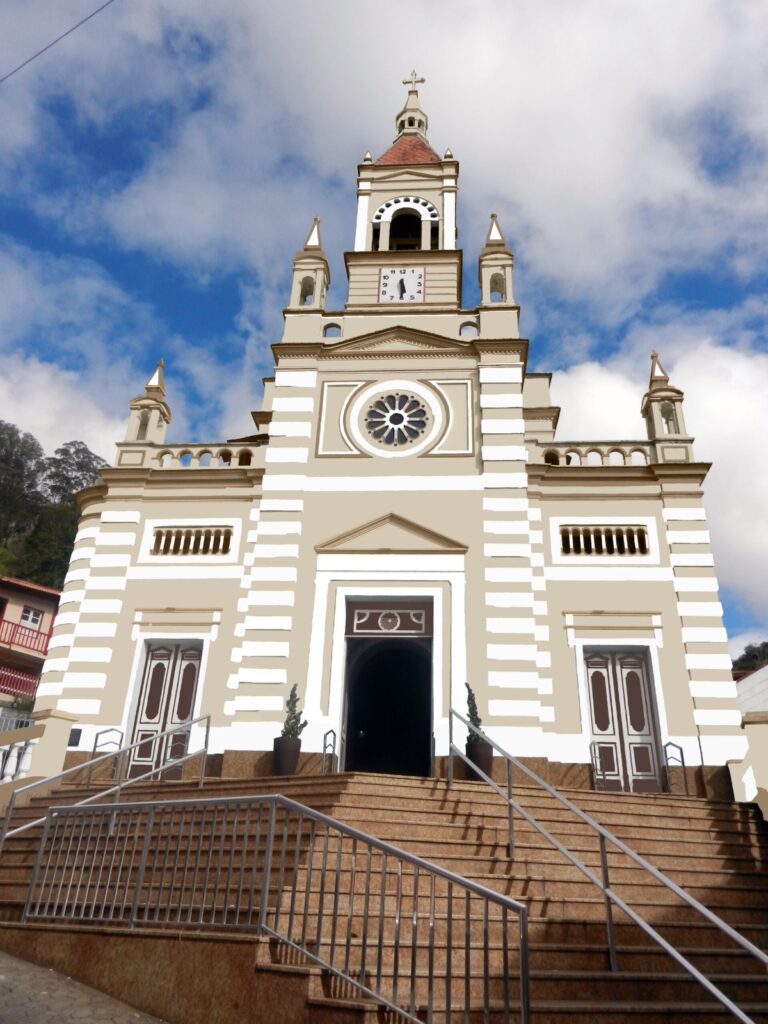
[398,277,406,299]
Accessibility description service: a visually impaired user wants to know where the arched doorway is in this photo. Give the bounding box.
[343,637,432,776]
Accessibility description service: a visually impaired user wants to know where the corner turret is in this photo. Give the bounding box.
[479,214,515,306]
[125,359,171,446]
[287,217,330,310]
[641,351,694,462]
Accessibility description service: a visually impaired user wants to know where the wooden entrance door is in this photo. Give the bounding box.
[128,643,201,779]
[585,650,663,793]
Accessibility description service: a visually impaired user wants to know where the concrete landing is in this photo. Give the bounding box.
[0,948,165,1024]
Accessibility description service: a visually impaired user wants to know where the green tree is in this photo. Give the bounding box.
[733,641,768,672]
[0,421,45,543]
[0,422,108,588]
[16,504,80,589]
[43,440,108,504]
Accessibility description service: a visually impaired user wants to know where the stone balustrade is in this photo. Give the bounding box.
[535,441,653,468]
[152,444,262,469]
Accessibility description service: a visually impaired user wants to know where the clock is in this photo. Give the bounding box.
[378,266,425,303]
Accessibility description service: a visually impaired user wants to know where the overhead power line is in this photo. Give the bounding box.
[0,0,119,86]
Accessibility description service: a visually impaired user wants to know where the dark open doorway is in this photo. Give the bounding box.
[343,636,432,777]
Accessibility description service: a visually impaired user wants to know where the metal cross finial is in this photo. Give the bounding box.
[403,70,425,91]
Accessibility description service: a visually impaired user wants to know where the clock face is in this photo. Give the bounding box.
[378,266,425,303]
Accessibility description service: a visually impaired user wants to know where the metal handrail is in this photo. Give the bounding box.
[588,740,606,790]
[448,707,766,1024]
[87,728,125,783]
[24,792,531,1024]
[663,740,689,797]
[0,714,211,852]
[91,726,124,755]
[321,729,336,774]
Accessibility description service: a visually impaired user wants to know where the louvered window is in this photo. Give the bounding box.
[560,525,649,557]
[151,527,232,557]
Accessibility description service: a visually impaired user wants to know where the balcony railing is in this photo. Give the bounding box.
[0,618,51,656]
[0,665,40,699]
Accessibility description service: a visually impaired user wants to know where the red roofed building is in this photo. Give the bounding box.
[0,576,60,705]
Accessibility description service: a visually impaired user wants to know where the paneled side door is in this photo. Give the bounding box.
[585,649,663,793]
[585,652,625,791]
[613,652,663,793]
[128,643,201,779]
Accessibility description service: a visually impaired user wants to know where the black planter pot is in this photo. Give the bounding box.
[465,736,493,781]
[273,736,301,776]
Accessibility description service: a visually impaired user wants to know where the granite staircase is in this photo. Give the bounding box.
[0,771,767,1023]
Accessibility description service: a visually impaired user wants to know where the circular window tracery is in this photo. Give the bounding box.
[347,379,443,459]
[364,392,430,447]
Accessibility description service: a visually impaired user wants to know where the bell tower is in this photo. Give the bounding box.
[287,217,330,311]
[345,73,461,310]
[641,350,695,463]
[124,359,171,447]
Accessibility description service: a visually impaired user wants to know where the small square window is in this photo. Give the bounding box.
[20,607,43,630]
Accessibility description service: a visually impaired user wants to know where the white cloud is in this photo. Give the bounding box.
[1,0,768,632]
[0,240,235,450]
[3,1,768,316]
[728,630,766,661]
[0,353,122,461]
[552,309,768,626]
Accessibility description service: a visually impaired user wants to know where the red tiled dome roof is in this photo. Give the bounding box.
[376,135,441,165]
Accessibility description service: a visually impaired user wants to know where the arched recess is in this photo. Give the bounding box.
[389,210,421,251]
[372,196,440,251]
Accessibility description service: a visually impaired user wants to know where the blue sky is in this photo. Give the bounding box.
[1,0,767,650]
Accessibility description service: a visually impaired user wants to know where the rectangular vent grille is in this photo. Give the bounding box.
[151,527,233,556]
[560,525,648,557]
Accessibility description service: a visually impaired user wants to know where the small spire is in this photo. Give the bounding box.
[303,216,323,250]
[145,358,165,396]
[444,147,453,159]
[648,350,670,390]
[362,151,373,163]
[485,213,506,247]
[394,70,429,141]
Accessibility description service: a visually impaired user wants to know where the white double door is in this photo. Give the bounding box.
[128,642,201,778]
[585,649,663,793]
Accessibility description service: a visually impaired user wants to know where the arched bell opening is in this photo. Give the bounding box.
[389,210,422,251]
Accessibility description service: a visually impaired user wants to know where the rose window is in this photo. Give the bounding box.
[364,392,430,447]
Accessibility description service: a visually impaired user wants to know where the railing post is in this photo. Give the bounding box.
[507,759,514,858]
[447,709,453,788]
[22,809,53,921]
[0,789,18,854]
[258,800,277,934]
[114,748,127,803]
[599,834,618,971]
[198,715,211,789]
[518,904,531,1024]
[130,806,155,928]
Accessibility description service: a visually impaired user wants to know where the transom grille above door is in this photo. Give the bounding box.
[345,599,433,637]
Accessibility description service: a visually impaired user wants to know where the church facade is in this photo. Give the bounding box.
[36,77,745,792]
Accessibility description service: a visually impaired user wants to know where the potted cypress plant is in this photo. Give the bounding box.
[273,683,307,776]
[465,682,493,780]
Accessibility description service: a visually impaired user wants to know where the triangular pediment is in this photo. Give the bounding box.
[374,168,443,183]
[316,513,467,555]
[322,326,474,358]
